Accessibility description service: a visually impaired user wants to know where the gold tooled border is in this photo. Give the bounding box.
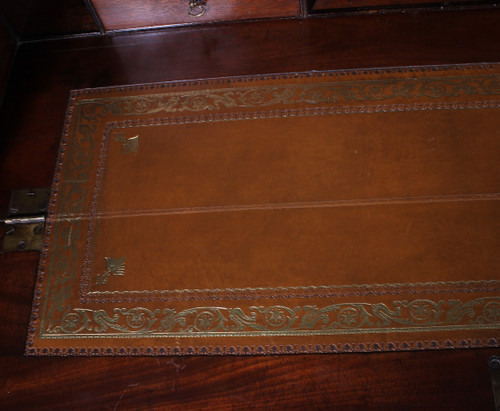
[26,63,500,356]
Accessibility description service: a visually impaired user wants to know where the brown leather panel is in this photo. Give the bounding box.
[100,109,499,212]
[26,64,500,355]
[86,201,499,295]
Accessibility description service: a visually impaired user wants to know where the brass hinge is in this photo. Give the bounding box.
[1,188,49,252]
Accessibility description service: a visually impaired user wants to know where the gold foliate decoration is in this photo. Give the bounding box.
[114,132,139,153]
[95,257,126,285]
[46,297,500,337]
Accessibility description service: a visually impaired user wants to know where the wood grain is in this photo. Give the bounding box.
[0,350,498,409]
[91,0,301,31]
[0,10,499,409]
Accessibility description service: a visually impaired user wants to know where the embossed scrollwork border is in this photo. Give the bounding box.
[44,297,500,338]
[27,65,500,349]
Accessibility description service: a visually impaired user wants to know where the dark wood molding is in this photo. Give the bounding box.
[83,0,106,35]
[311,0,496,11]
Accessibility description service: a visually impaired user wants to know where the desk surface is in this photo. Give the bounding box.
[1,10,499,409]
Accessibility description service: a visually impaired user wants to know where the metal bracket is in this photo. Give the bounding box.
[1,188,49,252]
[490,356,500,411]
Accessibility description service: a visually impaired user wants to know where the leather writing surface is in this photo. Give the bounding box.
[27,65,500,355]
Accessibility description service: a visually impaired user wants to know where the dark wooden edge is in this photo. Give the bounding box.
[83,0,106,35]
[309,0,498,14]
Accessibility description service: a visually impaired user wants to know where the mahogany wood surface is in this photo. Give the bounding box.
[92,0,301,31]
[1,10,499,409]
